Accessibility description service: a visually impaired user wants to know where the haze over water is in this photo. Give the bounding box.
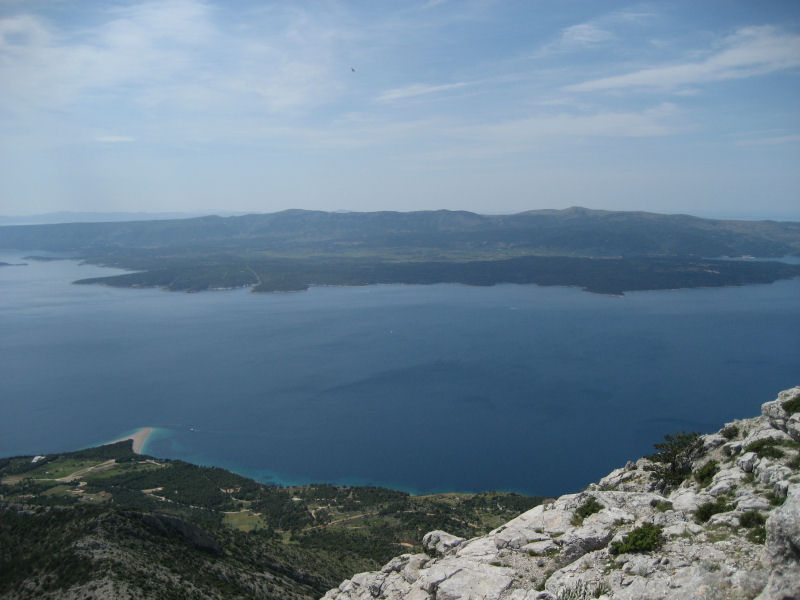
[1,252,798,496]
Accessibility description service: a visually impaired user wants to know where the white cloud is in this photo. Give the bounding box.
[560,23,614,46]
[376,81,468,103]
[0,0,352,119]
[465,103,680,146]
[534,8,653,56]
[95,136,136,143]
[568,26,800,92]
[736,134,800,146]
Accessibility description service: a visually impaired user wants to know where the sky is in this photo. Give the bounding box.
[0,1,798,219]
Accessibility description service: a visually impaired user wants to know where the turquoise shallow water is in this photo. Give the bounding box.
[0,251,798,495]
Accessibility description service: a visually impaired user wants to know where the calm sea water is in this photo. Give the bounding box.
[1,251,798,496]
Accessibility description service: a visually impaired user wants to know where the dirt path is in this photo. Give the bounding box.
[56,459,118,482]
[304,512,370,531]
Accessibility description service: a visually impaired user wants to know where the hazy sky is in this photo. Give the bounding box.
[1,1,798,218]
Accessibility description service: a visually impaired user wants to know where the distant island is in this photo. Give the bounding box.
[1,207,799,295]
[22,255,73,262]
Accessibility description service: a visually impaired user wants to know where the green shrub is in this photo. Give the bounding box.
[739,510,765,529]
[745,439,785,459]
[609,523,664,556]
[720,425,739,440]
[694,460,719,487]
[695,498,732,523]
[572,496,603,525]
[647,431,702,490]
[782,396,800,415]
[650,499,673,512]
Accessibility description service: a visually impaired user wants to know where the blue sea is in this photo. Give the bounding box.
[0,251,798,496]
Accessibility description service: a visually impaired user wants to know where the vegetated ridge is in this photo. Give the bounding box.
[2,207,799,295]
[0,444,544,599]
[324,387,800,600]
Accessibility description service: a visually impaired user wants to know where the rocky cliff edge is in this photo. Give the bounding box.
[323,387,800,600]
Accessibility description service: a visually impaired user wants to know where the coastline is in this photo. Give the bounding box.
[111,427,153,454]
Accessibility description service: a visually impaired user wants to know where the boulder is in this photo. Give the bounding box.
[788,413,800,443]
[736,451,759,473]
[432,562,514,600]
[422,530,465,556]
[756,484,800,600]
[761,387,800,434]
[707,467,746,497]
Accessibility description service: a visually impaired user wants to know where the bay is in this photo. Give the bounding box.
[0,250,798,496]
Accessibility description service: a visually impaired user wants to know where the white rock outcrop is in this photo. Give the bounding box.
[323,387,800,600]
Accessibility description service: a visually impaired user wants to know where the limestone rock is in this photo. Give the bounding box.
[788,413,800,442]
[736,494,772,512]
[761,386,800,434]
[756,484,800,600]
[429,561,514,600]
[737,451,759,473]
[423,531,465,556]
[707,467,746,497]
[703,433,727,450]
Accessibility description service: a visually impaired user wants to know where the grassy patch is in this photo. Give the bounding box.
[223,511,269,532]
[41,484,73,497]
[731,506,767,545]
[789,453,800,470]
[746,526,767,544]
[609,523,664,556]
[536,569,554,591]
[766,491,786,507]
[705,527,732,543]
[25,459,103,480]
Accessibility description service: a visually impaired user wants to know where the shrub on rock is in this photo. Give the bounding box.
[609,523,664,556]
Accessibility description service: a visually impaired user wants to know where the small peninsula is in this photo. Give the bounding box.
[110,427,153,454]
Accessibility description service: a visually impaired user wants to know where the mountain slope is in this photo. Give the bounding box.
[1,208,799,258]
[323,387,800,600]
[0,445,542,599]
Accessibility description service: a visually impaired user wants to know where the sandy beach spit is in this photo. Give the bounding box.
[112,427,153,454]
